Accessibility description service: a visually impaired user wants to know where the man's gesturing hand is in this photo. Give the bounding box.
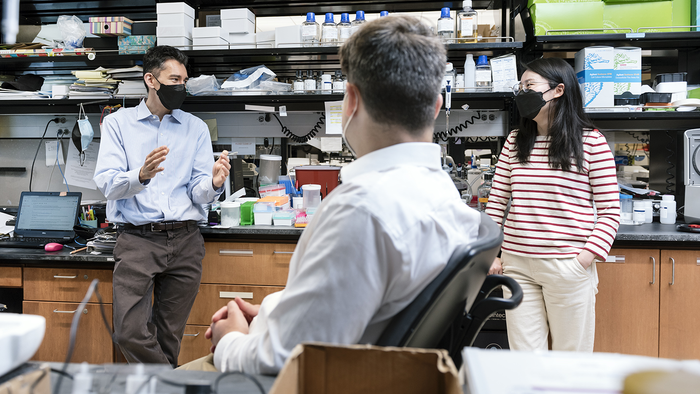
[139,146,169,183]
[212,150,231,189]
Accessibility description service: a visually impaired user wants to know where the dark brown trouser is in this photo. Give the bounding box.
[112,221,204,366]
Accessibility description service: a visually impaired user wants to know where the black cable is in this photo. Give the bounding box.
[94,287,115,343]
[29,118,60,192]
[273,113,325,143]
[50,368,74,379]
[269,137,274,154]
[53,279,99,394]
[665,130,675,194]
[434,111,482,142]
[212,371,266,394]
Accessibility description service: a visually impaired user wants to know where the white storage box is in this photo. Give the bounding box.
[228,32,256,49]
[156,2,195,19]
[254,212,273,225]
[193,27,228,39]
[157,36,192,50]
[256,30,275,48]
[220,8,255,23]
[157,25,192,39]
[575,46,614,107]
[275,25,301,48]
[193,36,229,50]
[157,13,194,28]
[222,19,255,34]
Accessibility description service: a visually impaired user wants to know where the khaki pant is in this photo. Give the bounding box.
[501,251,598,352]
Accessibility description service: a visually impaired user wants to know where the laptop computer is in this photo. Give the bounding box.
[0,191,81,248]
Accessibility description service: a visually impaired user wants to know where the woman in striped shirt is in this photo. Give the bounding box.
[485,58,620,352]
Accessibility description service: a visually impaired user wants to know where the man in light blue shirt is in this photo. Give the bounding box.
[94,46,230,366]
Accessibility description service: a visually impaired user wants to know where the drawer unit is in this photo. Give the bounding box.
[201,242,294,285]
[178,324,210,366]
[23,301,113,363]
[24,267,113,303]
[188,283,283,325]
[0,266,22,287]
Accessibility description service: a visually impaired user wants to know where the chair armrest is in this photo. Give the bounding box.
[469,275,523,317]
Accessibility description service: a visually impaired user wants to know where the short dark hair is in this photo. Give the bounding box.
[339,16,446,134]
[142,46,189,91]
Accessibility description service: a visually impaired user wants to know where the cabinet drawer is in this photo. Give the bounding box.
[23,301,113,364]
[201,242,294,285]
[188,284,283,325]
[0,266,22,287]
[24,267,113,303]
[178,325,210,366]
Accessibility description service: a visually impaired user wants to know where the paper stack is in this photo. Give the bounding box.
[70,67,118,99]
[106,66,147,98]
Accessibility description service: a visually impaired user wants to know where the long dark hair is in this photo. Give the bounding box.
[515,58,597,173]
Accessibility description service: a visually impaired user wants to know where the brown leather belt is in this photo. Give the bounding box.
[122,221,195,232]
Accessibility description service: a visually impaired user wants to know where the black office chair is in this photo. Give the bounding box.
[375,212,523,368]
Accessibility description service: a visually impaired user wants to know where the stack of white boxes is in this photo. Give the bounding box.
[192,27,229,50]
[156,2,194,50]
[221,8,256,49]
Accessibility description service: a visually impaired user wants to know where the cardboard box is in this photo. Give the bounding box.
[268,343,462,394]
[89,16,133,36]
[613,47,642,95]
[221,8,256,23]
[575,46,615,107]
[530,2,604,35]
[222,19,256,34]
[157,25,193,39]
[604,1,674,33]
[156,2,195,19]
[0,364,50,394]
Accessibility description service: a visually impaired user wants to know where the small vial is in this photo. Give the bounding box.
[351,11,366,36]
[304,69,316,93]
[293,70,304,94]
[380,11,389,17]
[333,70,344,93]
[301,12,320,47]
[437,7,455,41]
[338,13,352,42]
[475,55,491,88]
[321,73,332,94]
[321,13,338,46]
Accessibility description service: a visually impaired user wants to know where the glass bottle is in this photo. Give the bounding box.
[456,0,478,43]
[437,8,455,41]
[351,11,366,36]
[293,70,304,94]
[314,70,322,90]
[477,172,493,212]
[332,70,344,93]
[475,55,491,88]
[338,13,352,43]
[304,69,316,93]
[301,12,320,47]
[321,13,338,46]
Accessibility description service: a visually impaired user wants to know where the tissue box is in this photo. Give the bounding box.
[89,17,133,37]
[613,47,641,95]
[603,1,673,33]
[575,46,614,107]
[118,35,156,54]
[529,2,604,35]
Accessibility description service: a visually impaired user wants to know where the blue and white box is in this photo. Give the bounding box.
[575,46,614,107]
[613,47,641,96]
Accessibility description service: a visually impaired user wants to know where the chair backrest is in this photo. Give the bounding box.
[375,212,503,349]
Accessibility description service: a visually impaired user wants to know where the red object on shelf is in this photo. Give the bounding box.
[294,166,341,198]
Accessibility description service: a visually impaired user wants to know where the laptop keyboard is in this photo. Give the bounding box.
[0,237,68,249]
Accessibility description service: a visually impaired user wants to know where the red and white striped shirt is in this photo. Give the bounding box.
[485,129,620,260]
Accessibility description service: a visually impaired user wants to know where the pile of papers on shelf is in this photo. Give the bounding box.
[70,67,118,99]
[107,66,147,98]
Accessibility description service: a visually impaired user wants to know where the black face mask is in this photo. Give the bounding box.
[514,88,552,120]
[154,76,187,110]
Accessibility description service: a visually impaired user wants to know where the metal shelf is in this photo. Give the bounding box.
[588,111,700,131]
[531,31,700,52]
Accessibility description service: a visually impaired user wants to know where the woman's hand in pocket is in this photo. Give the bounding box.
[576,250,596,270]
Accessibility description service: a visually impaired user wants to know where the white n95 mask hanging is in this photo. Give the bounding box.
[71,103,93,166]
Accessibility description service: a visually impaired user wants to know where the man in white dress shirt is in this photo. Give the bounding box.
[187,15,481,374]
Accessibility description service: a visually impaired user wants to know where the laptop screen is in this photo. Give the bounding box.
[15,192,81,237]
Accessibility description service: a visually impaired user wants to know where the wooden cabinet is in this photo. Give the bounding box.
[23,267,115,363]
[178,241,294,365]
[0,266,22,287]
[595,248,700,359]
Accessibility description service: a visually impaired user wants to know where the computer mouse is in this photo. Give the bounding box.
[44,243,63,252]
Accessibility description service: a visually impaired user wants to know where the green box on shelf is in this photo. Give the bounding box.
[530,2,605,35]
[527,0,600,9]
[672,0,692,31]
[603,1,690,33]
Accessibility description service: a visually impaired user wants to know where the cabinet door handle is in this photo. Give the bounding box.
[272,251,294,255]
[219,249,253,256]
[669,257,675,285]
[650,257,656,284]
[53,309,87,314]
[183,332,200,337]
[220,291,253,299]
[53,275,77,279]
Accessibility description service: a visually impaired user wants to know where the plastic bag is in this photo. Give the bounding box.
[221,65,276,90]
[186,75,220,96]
[57,15,86,49]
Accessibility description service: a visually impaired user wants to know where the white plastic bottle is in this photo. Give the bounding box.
[301,12,320,47]
[660,195,677,224]
[457,0,478,43]
[72,362,92,394]
[321,73,332,94]
[338,13,352,43]
[464,54,476,89]
[351,11,366,36]
[437,7,454,41]
[321,13,338,46]
[125,364,149,394]
[475,55,491,88]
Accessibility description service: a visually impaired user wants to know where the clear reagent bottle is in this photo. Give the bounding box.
[293,70,304,93]
[437,7,455,41]
[351,11,366,36]
[457,0,478,43]
[338,13,352,42]
[321,13,338,46]
[301,12,320,47]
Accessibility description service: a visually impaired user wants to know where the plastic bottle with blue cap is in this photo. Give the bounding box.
[380,11,389,17]
[437,8,454,40]
[351,11,366,35]
[338,13,352,42]
[321,13,338,46]
[301,12,320,47]
[475,55,491,88]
